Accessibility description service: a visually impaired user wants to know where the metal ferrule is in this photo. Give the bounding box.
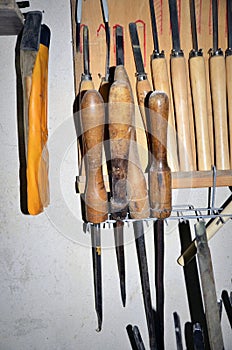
[151,49,165,60]
[171,49,184,57]
[136,72,148,81]
[189,48,203,59]
[208,47,223,57]
[226,48,232,57]
[81,73,92,81]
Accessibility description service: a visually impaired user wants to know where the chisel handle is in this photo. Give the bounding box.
[189,54,212,170]
[151,57,179,171]
[148,91,172,219]
[226,53,232,168]
[170,56,195,171]
[114,65,131,86]
[80,89,108,223]
[136,76,152,132]
[209,54,230,170]
[108,79,132,218]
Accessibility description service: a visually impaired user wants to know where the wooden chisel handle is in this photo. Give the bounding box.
[189,54,212,171]
[108,79,132,218]
[136,76,152,133]
[226,53,232,168]
[151,57,179,172]
[171,56,195,171]
[114,65,131,86]
[148,91,172,219]
[209,54,230,170]
[80,89,108,223]
[80,79,95,95]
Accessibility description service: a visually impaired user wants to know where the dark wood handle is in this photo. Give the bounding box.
[148,91,171,219]
[80,89,108,223]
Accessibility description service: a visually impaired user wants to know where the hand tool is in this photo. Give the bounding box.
[178,220,210,349]
[149,0,179,172]
[221,290,232,328]
[126,324,146,350]
[16,1,30,8]
[168,0,195,172]
[193,323,205,350]
[189,0,212,171]
[209,0,230,170]
[75,0,82,51]
[79,25,94,95]
[129,22,152,146]
[177,193,232,266]
[108,71,132,307]
[127,88,157,350]
[226,0,232,168]
[173,312,183,350]
[184,322,195,350]
[195,221,224,350]
[20,11,50,215]
[80,88,108,332]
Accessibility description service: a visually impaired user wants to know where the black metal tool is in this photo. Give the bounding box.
[116,26,124,66]
[75,0,82,52]
[221,290,232,328]
[126,324,146,350]
[100,0,110,82]
[173,312,183,350]
[193,323,205,350]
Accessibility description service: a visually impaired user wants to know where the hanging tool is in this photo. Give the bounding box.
[173,312,183,350]
[226,0,232,168]
[177,194,232,266]
[75,0,82,52]
[149,0,179,172]
[195,221,224,350]
[193,323,205,350]
[209,0,230,170]
[184,322,195,349]
[189,0,212,171]
[129,22,152,146]
[79,25,94,95]
[126,324,146,350]
[80,87,108,332]
[178,220,210,349]
[221,290,232,328]
[168,0,195,171]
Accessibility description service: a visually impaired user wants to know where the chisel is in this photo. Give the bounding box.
[80,89,108,332]
[189,0,212,171]
[226,0,232,168]
[168,0,195,171]
[221,290,232,328]
[173,312,183,350]
[79,25,94,95]
[195,221,224,349]
[75,0,82,52]
[126,324,146,350]
[149,0,179,172]
[209,0,230,170]
[193,323,205,350]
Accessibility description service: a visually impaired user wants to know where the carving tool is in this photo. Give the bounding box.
[173,312,183,350]
[75,0,82,51]
[226,0,232,167]
[221,290,232,328]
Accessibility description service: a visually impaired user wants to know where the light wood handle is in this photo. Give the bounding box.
[80,89,108,223]
[209,54,230,170]
[148,91,171,219]
[151,57,179,171]
[226,55,232,168]
[114,65,131,86]
[108,79,132,218]
[189,55,212,170]
[170,56,195,171]
[136,77,152,132]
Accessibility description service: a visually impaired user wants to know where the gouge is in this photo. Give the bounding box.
[75,0,82,51]
[79,26,94,95]
[189,0,212,171]
[173,312,183,350]
[209,0,230,170]
[168,0,195,171]
[80,89,108,331]
[221,290,232,328]
[149,0,179,172]
[226,0,232,168]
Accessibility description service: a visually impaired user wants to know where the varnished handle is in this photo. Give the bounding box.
[108,79,132,218]
[148,91,171,219]
[151,57,179,172]
[209,54,230,170]
[170,56,195,171]
[80,89,108,223]
[226,55,232,168]
[189,55,212,170]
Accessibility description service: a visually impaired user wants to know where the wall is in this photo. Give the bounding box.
[0,1,231,349]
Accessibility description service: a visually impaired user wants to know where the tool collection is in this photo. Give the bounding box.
[70,0,231,349]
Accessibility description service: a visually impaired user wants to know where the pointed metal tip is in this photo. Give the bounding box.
[96,314,102,332]
[120,282,126,307]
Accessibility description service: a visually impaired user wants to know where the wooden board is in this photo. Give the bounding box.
[0,0,24,35]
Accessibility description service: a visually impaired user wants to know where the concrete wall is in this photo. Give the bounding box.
[0,1,231,349]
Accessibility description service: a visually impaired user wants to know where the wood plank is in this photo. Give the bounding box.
[0,0,24,35]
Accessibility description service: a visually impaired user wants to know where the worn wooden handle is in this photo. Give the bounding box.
[209,55,230,170]
[80,89,108,223]
[151,57,179,172]
[114,65,131,86]
[226,55,232,168]
[108,79,133,218]
[136,77,152,131]
[170,56,195,171]
[189,55,212,171]
[148,91,171,219]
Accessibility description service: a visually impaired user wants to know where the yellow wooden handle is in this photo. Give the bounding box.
[189,55,212,171]
[151,57,179,172]
[226,55,232,169]
[170,56,195,171]
[136,77,152,131]
[209,55,230,170]
[80,89,108,223]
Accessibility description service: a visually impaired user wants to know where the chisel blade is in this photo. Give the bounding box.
[83,25,91,78]
[129,23,146,76]
[173,312,183,350]
[189,0,198,52]
[149,0,159,53]
[20,11,42,51]
[114,221,126,307]
[168,0,181,53]
[227,0,232,50]
[116,26,124,66]
[76,0,82,51]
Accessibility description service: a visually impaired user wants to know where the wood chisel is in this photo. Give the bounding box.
[226,0,232,168]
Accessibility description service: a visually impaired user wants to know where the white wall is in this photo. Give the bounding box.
[0,1,231,349]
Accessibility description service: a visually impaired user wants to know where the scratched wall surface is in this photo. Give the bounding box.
[0,1,231,350]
